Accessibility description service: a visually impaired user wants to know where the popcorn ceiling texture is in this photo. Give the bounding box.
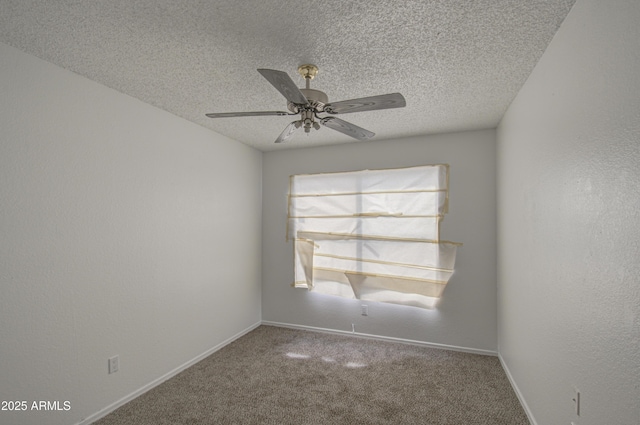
[0,0,575,151]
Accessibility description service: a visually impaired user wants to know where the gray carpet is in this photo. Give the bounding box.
[94,325,528,424]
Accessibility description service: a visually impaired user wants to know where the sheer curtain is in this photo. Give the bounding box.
[287,165,461,309]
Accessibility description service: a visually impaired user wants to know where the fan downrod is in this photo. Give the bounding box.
[288,64,328,118]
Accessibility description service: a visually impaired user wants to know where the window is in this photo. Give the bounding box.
[287,165,461,309]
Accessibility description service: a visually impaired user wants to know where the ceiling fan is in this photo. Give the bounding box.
[205,65,406,143]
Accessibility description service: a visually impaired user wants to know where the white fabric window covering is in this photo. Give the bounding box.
[288,165,461,309]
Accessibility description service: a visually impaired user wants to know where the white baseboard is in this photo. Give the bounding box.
[498,354,536,425]
[261,320,498,357]
[77,321,261,425]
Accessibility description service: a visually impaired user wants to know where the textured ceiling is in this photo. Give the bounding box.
[0,0,575,151]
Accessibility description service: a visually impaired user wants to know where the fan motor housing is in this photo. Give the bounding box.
[288,88,328,113]
[301,88,328,104]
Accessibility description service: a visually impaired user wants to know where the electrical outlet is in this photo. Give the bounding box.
[361,305,368,316]
[108,355,119,374]
[572,388,580,416]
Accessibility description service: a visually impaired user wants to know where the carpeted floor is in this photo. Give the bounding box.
[94,325,528,424]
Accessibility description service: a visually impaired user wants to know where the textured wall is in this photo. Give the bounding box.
[262,129,498,352]
[0,43,262,425]
[497,0,640,424]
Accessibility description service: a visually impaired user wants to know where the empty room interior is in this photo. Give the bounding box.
[1,1,638,424]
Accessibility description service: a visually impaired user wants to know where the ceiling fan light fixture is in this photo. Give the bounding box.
[205,65,406,144]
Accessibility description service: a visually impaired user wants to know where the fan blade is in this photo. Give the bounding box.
[324,93,406,114]
[320,117,375,140]
[275,121,302,143]
[257,69,309,106]
[205,111,290,118]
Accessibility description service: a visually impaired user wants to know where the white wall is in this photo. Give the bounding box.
[0,43,262,425]
[497,0,640,424]
[262,129,497,352]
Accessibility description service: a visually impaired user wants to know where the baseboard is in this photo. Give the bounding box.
[76,321,262,425]
[498,354,537,425]
[261,320,498,357]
